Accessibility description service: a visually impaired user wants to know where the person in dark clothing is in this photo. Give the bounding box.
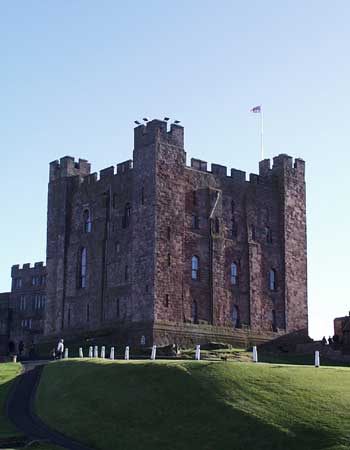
[328,336,333,345]
[321,336,327,346]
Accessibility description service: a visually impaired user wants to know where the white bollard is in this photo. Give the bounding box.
[151,345,157,360]
[252,346,258,363]
[125,346,129,360]
[88,346,93,358]
[315,350,320,368]
[110,347,115,360]
[101,346,106,359]
[79,347,83,358]
[94,346,98,358]
[195,345,201,361]
[64,348,68,359]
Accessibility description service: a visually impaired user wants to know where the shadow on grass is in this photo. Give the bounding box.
[36,360,346,450]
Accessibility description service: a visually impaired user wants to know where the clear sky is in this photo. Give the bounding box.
[1,1,349,339]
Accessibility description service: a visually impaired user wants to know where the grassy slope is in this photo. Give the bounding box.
[36,359,350,450]
[0,363,22,439]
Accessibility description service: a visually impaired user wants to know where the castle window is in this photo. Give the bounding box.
[20,295,26,311]
[192,301,198,323]
[83,209,92,233]
[269,269,276,291]
[266,226,273,244]
[32,276,40,286]
[215,217,220,233]
[141,187,145,205]
[116,298,120,318]
[230,263,238,285]
[165,294,169,307]
[40,275,46,285]
[191,256,199,280]
[115,241,120,255]
[231,221,238,239]
[251,225,256,241]
[122,203,132,228]
[167,253,171,267]
[14,278,22,289]
[78,248,87,288]
[232,305,240,328]
[192,214,199,229]
[125,265,129,282]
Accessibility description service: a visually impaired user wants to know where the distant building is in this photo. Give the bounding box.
[334,313,350,346]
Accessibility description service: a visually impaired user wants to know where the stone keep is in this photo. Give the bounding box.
[44,119,308,347]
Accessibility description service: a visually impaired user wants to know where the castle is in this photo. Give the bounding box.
[0,119,308,352]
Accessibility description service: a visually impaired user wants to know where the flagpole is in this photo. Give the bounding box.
[260,106,264,160]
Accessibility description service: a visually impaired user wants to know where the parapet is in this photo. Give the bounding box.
[259,154,305,180]
[191,158,207,172]
[211,164,227,177]
[134,119,184,149]
[117,160,133,174]
[11,262,46,276]
[50,157,91,181]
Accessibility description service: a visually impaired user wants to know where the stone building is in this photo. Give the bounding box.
[334,313,350,346]
[44,118,308,347]
[9,262,47,351]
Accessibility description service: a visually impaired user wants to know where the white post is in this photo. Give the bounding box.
[101,346,106,359]
[79,347,83,358]
[125,346,130,360]
[315,350,320,368]
[110,347,115,360]
[64,348,68,359]
[94,346,98,358]
[195,345,201,361]
[252,346,258,363]
[151,345,157,360]
[88,346,93,358]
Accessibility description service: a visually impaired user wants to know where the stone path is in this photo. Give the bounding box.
[6,361,95,450]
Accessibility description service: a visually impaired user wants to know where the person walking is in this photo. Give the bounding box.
[56,339,64,359]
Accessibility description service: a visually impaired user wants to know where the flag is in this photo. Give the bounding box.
[250,105,261,113]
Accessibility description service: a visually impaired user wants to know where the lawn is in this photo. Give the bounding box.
[0,363,22,440]
[36,359,350,450]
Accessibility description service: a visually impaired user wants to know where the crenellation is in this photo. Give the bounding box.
[259,159,271,177]
[49,156,91,181]
[191,158,207,172]
[272,154,293,173]
[249,173,259,184]
[99,166,115,179]
[230,168,246,183]
[211,163,227,177]
[117,160,133,174]
[134,119,184,150]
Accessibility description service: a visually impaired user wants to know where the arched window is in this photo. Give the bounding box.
[231,263,238,285]
[83,209,92,233]
[232,305,239,328]
[192,301,198,323]
[269,269,276,291]
[79,248,87,288]
[123,203,132,228]
[191,256,199,280]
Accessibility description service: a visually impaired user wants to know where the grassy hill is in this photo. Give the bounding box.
[0,363,22,440]
[35,359,350,450]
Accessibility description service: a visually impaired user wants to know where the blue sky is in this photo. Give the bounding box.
[1,1,349,339]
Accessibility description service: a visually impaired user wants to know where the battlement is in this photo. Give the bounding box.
[134,119,184,149]
[11,262,46,276]
[80,160,134,186]
[49,156,91,181]
[188,159,247,183]
[259,154,305,179]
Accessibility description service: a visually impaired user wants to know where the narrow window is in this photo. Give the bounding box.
[269,269,276,291]
[116,298,120,318]
[41,275,46,285]
[231,220,238,239]
[141,187,145,205]
[167,226,171,240]
[231,263,238,285]
[191,256,199,280]
[14,278,22,289]
[272,310,277,332]
[83,209,92,233]
[193,190,197,206]
[20,296,26,311]
[192,301,198,323]
[125,265,129,282]
[79,248,87,288]
[266,226,272,244]
[167,253,171,267]
[115,241,120,255]
[28,319,32,329]
[145,284,149,293]
[232,305,240,328]
[123,203,131,228]
[215,217,220,233]
[87,304,90,322]
[165,294,169,307]
[192,214,199,229]
[32,276,36,286]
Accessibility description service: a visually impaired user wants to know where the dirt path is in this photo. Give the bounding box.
[6,362,95,450]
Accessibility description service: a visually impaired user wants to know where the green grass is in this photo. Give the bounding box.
[36,359,350,450]
[0,363,22,439]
